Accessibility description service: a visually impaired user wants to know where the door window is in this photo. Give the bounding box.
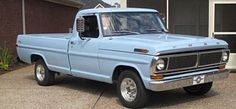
[81,15,99,38]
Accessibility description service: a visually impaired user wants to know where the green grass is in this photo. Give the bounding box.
[0,46,10,71]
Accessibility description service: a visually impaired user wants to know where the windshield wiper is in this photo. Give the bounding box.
[144,29,166,34]
[112,30,140,35]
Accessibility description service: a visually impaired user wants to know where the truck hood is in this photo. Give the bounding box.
[99,34,228,55]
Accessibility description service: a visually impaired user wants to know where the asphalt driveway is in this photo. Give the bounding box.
[0,65,236,109]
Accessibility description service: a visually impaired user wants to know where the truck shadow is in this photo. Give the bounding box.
[56,75,112,95]
[101,84,219,108]
[26,74,219,108]
[146,89,219,108]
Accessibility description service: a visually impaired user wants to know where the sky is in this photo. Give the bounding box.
[102,0,120,5]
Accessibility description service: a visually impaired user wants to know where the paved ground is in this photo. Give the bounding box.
[0,65,236,109]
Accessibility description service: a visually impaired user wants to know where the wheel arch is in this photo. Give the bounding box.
[30,53,47,64]
[112,64,144,84]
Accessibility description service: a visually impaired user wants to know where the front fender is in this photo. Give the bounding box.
[113,62,151,89]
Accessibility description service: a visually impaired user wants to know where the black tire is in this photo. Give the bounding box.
[34,59,55,86]
[116,70,148,108]
[183,82,213,95]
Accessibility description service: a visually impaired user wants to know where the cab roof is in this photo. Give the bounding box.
[78,8,158,14]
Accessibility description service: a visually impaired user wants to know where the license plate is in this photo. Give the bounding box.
[193,75,205,85]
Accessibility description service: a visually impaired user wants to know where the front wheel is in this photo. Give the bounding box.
[183,82,213,95]
[117,70,148,108]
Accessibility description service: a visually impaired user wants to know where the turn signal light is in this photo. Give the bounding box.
[219,65,226,71]
[134,48,149,54]
[150,74,164,80]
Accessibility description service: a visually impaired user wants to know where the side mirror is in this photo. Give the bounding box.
[159,13,166,24]
[76,17,85,32]
[76,17,85,40]
[158,13,169,32]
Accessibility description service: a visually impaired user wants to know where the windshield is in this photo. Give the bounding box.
[101,12,166,36]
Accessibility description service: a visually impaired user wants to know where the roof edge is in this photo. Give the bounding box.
[79,8,158,14]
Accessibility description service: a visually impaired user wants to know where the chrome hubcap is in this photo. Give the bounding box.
[120,78,137,102]
[36,65,45,81]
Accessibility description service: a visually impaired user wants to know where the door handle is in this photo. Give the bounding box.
[70,41,76,45]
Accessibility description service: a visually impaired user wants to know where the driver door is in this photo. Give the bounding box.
[68,15,101,80]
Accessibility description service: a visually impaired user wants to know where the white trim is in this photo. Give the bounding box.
[209,0,236,37]
[166,0,169,30]
[214,1,236,4]
[226,53,236,69]
[212,1,236,36]
[214,32,236,35]
[209,0,215,37]
[94,3,105,9]
[120,0,127,8]
[22,0,26,34]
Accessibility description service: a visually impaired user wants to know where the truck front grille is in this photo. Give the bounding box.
[157,49,228,74]
[168,55,197,70]
[199,52,222,67]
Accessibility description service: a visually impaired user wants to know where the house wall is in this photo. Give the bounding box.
[0,0,23,54]
[0,0,78,55]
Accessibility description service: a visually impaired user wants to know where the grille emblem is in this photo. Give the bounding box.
[196,76,203,83]
[193,75,205,85]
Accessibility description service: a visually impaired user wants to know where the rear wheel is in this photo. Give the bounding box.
[117,70,148,108]
[35,59,55,86]
[183,82,213,95]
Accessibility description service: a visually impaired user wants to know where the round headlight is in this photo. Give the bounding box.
[156,59,165,70]
[222,52,228,62]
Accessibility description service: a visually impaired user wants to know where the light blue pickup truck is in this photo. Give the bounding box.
[17,8,230,108]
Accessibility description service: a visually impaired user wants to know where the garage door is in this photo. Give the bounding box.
[169,0,209,36]
[213,3,236,69]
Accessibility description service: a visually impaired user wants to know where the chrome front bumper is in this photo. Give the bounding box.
[149,69,230,91]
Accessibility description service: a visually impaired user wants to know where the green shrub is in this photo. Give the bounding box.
[0,46,10,71]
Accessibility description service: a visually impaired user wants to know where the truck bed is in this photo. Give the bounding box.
[17,33,72,74]
[22,33,72,39]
